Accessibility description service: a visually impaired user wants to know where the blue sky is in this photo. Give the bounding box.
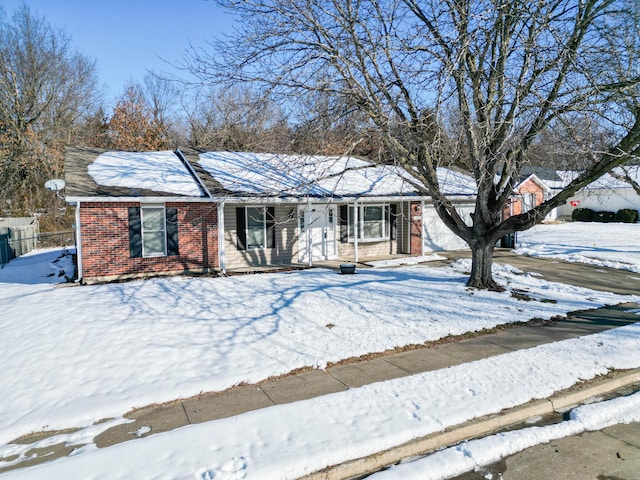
[1,0,233,105]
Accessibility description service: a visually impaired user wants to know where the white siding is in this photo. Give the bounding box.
[422,202,473,252]
[559,188,640,218]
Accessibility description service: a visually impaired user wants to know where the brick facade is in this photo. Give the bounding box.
[502,177,546,220]
[79,201,219,282]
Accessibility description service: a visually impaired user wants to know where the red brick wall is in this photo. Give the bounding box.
[502,179,545,220]
[517,179,545,206]
[79,201,219,281]
[503,197,522,219]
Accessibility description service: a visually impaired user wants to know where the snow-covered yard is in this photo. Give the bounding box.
[516,221,640,273]
[0,222,639,479]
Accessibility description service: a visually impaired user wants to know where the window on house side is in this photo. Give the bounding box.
[246,206,266,249]
[141,206,167,256]
[348,204,387,241]
[522,193,536,213]
[363,205,384,238]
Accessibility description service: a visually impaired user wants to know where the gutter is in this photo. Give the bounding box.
[65,194,476,205]
[64,196,217,204]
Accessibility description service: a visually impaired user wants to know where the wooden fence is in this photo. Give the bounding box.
[0,217,39,267]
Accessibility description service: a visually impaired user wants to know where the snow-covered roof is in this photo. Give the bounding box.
[515,174,552,193]
[197,152,414,197]
[542,166,640,191]
[436,167,477,195]
[198,151,476,198]
[65,148,477,200]
[70,147,639,201]
[87,151,204,197]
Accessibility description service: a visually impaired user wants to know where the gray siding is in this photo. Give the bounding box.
[337,239,398,261]
[224,204,300,269]
[398,202,411,254]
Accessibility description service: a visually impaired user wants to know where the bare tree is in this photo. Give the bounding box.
[143,73,186,146]
[610,166,640,195]
[526,119,612,170]
[182,85,291,151]
[76,106,110,148]
[184,0,640,289]
[0,5,99,214]
[290,88,386,157]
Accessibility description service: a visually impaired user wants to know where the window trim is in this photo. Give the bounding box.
[141,204,167,257]
[522,193,537,213]
[245,205,267,249]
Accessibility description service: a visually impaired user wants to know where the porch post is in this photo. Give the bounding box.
[217,202,226,274]
[353,200,359,263]
[420,200,425,257]
[307,197,313,267]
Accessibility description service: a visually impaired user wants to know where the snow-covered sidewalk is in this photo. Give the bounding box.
[371,387,640,480]
[2,319,640,479]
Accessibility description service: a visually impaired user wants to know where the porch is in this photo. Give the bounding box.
[223,253,444,275]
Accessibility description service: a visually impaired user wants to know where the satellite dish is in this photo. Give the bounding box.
[45,179,66,192]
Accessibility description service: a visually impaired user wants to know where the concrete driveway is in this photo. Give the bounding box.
[444,249,640,296]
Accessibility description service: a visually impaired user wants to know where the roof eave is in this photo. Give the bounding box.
[65,196,213,204]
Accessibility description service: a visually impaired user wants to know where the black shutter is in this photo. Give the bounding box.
[236,207,246,250]
[389,204,397,240]
[166,207,179,256]
[339,205,348,243]
[266,206,276,248]
[128,207,142,258]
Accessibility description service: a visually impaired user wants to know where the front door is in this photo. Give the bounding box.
[410,202,422,255]
[299,205,337,263]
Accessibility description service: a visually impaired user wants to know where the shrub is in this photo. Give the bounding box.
[615,209,639,223]
[592,211,616,223]
[572,208,593,222]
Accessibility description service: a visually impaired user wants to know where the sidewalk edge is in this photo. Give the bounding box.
[299,368,640,480]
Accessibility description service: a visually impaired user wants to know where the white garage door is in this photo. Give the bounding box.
[422,203,473,252]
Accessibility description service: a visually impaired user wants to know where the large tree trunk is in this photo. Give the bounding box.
[467,238,503,291]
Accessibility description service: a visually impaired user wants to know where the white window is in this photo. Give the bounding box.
[522,193,536,212]
[141,205,167,257]
[236,206,275,250]
[246,206,266,249]
[349,204,388,241]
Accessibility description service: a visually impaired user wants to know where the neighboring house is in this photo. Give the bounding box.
[555,166,640,218]
[502,173,556,222]
[65,147,476,283]
[513,165,640,219]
